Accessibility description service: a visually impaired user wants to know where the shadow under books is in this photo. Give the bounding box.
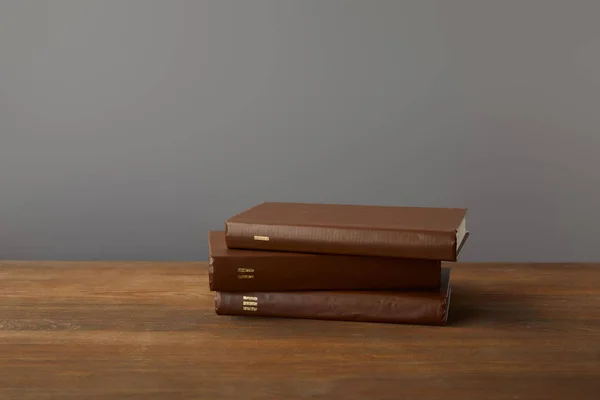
[447,285,540,327]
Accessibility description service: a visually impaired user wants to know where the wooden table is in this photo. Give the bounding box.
[1,261,598,399]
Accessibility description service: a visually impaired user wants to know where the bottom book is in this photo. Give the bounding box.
[215,268,452,326]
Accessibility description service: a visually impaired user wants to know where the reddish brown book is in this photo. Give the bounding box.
[215,268,452,326]
[208,231,441,292]
[224,202,468,261]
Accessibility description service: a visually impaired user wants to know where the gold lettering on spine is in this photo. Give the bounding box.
[253,235,269,241]
[237,267,255,280]
[242,296,258,312]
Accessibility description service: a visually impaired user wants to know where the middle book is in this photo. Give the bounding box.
[208,231,441,292]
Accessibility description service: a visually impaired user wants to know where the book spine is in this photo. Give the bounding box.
[224,221,457,261]
[208,254,441,292]
[215,291,449,326]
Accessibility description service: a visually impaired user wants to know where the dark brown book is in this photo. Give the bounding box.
[215,268,452,326]
[224,202,468,261]
[208,231,441,292]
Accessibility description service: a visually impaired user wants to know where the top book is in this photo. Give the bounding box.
[224,202,468,261]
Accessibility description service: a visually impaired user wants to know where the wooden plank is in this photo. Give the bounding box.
[1,261,599,399]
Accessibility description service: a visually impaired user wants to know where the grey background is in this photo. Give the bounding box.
[1,0,599,262]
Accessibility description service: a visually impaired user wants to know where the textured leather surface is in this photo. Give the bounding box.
[225,202,468,261]
[209,231,441,291]
[215,268,452,326]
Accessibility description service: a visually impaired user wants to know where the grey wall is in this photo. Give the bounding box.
[1,0,599,262]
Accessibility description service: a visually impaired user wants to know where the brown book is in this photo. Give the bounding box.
[208,231,441,292]
[215,268,452,326]
[224,202,468,261]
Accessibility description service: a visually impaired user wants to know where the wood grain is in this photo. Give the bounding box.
[1,261,599,399]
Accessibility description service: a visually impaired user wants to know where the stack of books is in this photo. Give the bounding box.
[208,201,469,326]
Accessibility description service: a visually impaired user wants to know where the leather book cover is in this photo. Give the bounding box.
[224,202,468,261]
[215,268,452,326]
[208,231,441,292]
